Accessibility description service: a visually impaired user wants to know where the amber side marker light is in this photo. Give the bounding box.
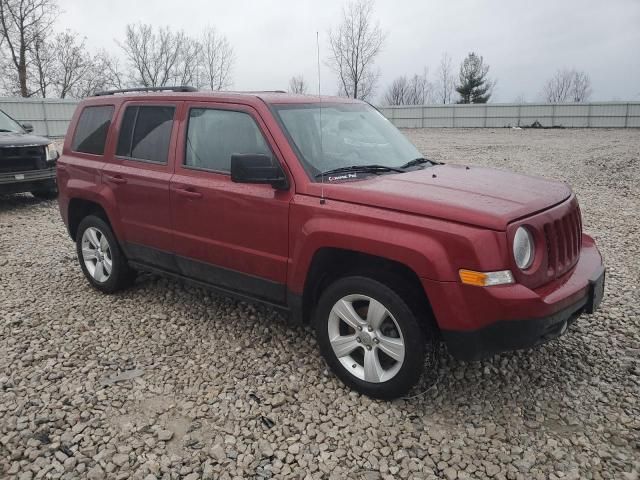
[459,269,515,287]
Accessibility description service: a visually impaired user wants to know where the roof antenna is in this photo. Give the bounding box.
[317,31,326,205]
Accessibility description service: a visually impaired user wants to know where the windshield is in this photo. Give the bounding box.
[0,109,25,133]
[274,103,424,180]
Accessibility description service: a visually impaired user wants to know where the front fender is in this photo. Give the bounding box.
[287,196,509,294]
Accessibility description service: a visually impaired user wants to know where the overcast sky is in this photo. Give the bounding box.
[57,0,640,103]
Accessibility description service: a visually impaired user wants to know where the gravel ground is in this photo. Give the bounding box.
[1,128,639,480]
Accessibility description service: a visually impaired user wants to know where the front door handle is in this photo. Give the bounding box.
[105,174,127,185]
[175,187,203,199]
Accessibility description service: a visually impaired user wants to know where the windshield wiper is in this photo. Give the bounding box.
[315,164,404,178]
[399,157,437,169]
[0,129,17,133]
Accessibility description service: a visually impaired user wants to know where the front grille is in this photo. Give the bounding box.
[0,145,46,173]
[544,205,582,278]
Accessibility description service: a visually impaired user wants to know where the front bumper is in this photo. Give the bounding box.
[423,234,605,361]
[0,167,56,194]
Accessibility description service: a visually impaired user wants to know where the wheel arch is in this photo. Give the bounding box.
[298,247,438,333]
[67,197,113,240]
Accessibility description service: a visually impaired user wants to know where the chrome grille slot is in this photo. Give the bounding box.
[543,205,582,278]
[564,214,574,260]
[544,224,556,275]
[556,219,566,267]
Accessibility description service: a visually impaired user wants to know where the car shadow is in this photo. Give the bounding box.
[0,193,54,214]
[400,319,618,436]
[132,270,609,402]
[85,269,634,465]
[130,270,298,332]
[94,259,624,445]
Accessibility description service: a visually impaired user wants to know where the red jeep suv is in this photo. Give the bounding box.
[57,86,605,399]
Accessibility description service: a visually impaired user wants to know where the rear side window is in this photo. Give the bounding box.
[116,105,175,163]
[185,108,272,173]
[71,105,114,155]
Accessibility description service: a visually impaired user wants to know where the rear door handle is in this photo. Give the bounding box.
[175,187,202,199]
[105,174,127,185]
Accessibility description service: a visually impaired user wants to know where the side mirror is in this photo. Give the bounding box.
[22,122,34,133]
[231,154,288,190]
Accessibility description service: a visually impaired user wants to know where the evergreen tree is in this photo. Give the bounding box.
[455,52,492,103]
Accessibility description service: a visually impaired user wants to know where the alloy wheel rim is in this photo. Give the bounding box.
[81,227,112,283]
[328,294,405,383]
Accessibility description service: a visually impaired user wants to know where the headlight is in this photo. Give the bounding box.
[513,226,535,270]
[45,143,59,162]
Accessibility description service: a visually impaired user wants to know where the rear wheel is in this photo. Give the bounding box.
[76,215,135,293]
[315,275,432,399]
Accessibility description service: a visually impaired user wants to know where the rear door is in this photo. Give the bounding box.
[101,102,181,268]
[169,102,292,304]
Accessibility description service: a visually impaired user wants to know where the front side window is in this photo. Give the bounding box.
[72,105,114,155]
[185,108,271,173]
[274,103,424,180]
[116,105,175,163]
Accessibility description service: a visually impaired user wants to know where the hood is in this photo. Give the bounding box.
[0,131,50,147]
[321,164,572,230]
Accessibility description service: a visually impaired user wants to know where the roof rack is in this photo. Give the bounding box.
[234,90,287,94]
[93,86,197,96]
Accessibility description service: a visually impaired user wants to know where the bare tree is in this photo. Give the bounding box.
[173,35,201,87]
[384,76,409,105]
[571,70,591,102]
[29,30,112,98]
[288,75,307,94]
[120,24,234,90]
[543,69,591,103]
[31,31,55,97]
[405,69,432,104]
[50,31,94,98]
[121,24,186,87]
[67,51,125,98]
[435,52,454,104]
[0,0,59,96]
[2,12,140,99]
[199,27,234,90]
[99,52,127,91]
[53,50,127,98]
[384,69,433,105]
[327,0,385,100]
[543,69,574,103]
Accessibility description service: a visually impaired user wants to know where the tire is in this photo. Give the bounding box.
[314,275,433,400]
[75,215,135,293]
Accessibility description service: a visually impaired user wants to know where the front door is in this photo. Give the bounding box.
[102,102,180,267]
[170,102,292,304]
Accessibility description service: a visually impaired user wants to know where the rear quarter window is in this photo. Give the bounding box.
[71,105,114,155]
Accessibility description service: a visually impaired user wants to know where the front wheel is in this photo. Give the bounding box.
[315,276,432,400]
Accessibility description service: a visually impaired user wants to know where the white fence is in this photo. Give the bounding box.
[378,102,640,128]
[0,97,78,137]
[1,98,639,137]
